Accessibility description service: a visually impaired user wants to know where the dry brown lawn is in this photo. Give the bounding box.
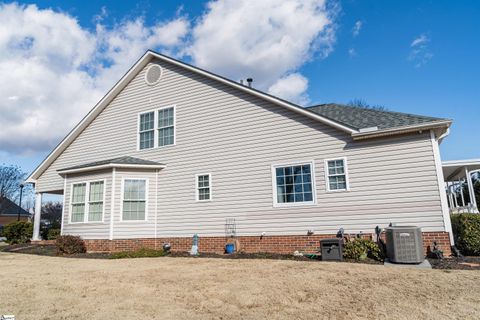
[0,252,479,319]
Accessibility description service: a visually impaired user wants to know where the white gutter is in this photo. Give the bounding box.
[57,163,166,175]
[351,120,452,140]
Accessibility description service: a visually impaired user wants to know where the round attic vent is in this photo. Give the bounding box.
[145,64,163,86]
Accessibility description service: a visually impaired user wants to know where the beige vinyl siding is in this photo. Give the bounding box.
[37,58,445,239]
[63,170,111,239]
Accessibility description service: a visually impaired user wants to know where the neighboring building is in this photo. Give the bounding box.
[26,50,454,254]
[0,197,31,228]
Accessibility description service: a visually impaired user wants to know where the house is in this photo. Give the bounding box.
[0,196,31,228]
[26,50,454,255]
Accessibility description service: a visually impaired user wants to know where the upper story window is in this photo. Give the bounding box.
[325,158,349,191]
[272,162,315,206]
[138,106,175,150]
[70,181,105,223]
[139,112,154,150]
[196,174,211,201]
[122,179,147,221]
[158,107,175,147]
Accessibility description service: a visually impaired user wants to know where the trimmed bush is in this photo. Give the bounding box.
[47,228,61,240]
[55,235,86,255]
[451,214,480,256]
[343,238,384,261]
[110,248,166,259]
[3,221,33,244]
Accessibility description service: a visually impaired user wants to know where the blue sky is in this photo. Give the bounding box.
[0,0,479,177]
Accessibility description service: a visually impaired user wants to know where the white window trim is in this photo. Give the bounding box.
[120,177,149,222]
[137,105,176,151]
[195,173,212,202]
[271,160,317,208]
[69,179,106,224]
[324,157,350,192]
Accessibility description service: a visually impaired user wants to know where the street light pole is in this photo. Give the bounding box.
[17,184,24,221]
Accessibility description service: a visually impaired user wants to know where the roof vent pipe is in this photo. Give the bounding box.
[246,78,253,88]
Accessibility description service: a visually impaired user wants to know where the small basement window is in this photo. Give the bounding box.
[325,158,349,191]
[196,174,211,201]
[122,179,147,220]
[272,162,315,206]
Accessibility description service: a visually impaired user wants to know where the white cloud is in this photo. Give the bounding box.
[0,3,189,154]
[187,0,337,98]
[268,73,309,105]
[0,1,338,156]
[352,20,362,37]
[348,48,356,57]
[408,33,433,67]
[411,34,428,47]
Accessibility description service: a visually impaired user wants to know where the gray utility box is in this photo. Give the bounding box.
[386,226,424,264]
[320,238,343,261]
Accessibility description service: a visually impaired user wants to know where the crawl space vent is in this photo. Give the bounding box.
[145,64,163,86]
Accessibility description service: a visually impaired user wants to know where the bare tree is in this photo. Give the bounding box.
[41,202,63,227]
[348,99,387,111]
[0,164,31,214]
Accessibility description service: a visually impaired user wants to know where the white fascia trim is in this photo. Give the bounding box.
[58,163,166,175]
[351,121,452,140]
[442,159,480,167]
[148,52,357,135]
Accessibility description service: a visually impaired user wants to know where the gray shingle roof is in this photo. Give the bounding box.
[0,197,30,216]
[306,104,450,131]
[58,156,164,172]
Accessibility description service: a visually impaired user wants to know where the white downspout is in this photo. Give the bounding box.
[430,130,454,245]
[109,168,116,240]
[60,175,67,235]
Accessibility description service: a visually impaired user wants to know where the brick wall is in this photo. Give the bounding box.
[82,232,451,256]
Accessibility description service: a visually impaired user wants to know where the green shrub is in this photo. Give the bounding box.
[3,221,33,244]
[55,235,86,255]
[110,248,166,259]
[343,238,384,261]
[451,214,480,256]
[47,228,61,240]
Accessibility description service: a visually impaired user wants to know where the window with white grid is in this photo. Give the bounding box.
[70,180,104,223]
[273,163,315,205]
[139,111,154,150]
[71,183,86,222]
[88,181,104,222]
[158,107,175,147]
[122,179,147,220]
[326,159,348,191]
[196,174,211,201]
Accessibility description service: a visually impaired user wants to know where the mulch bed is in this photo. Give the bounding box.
[428,257,480,270]
[2,243,479,269]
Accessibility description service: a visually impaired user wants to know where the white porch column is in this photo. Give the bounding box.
[459,179,466,207]
[465,168,477,209]
[32,193,43,241]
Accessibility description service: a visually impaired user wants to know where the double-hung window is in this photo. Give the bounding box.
[196,174,211,201]
[325,158,349,191]
[158,107,175,147]
[273,162,315,205]
[122,179,147,221]
[70,181,104,223]
[138,106,175,150]
[139,112,154,150]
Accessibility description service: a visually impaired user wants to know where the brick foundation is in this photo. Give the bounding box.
[83,232,452,256]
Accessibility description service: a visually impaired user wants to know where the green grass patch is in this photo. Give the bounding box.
[109,247,167,259]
